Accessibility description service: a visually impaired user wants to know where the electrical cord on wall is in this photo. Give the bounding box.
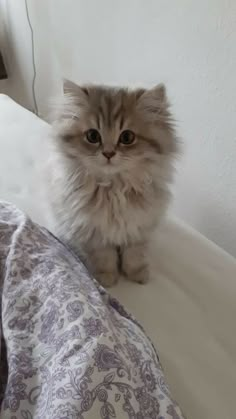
[24,0,38,115]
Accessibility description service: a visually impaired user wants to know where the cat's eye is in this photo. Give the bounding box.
[86,129,101,144]
[119,130,135,145]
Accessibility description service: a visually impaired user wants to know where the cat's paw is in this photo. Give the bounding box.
[96,272,119,288]
[126,266,149,284]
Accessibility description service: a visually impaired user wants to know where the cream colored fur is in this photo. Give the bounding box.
[46,81,178,286]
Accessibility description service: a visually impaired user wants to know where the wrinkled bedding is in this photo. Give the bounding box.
[0,202,184,419]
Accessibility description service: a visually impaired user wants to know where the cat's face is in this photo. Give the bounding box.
[55,81,177,178]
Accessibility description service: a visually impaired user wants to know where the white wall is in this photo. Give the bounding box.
[1,0,236,256]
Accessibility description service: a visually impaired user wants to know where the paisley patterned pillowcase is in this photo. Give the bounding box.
[0,202,185,419]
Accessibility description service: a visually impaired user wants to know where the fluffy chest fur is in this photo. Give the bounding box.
[49,158,169,248]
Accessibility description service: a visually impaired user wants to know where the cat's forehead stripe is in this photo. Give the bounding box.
[95,113,100,130]
[106,95,112,128]
[97,92,125,130]
[98,104,106,122]
[119,115,124,130]
[113,104,122,122]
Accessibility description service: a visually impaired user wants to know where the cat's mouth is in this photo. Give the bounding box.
[104,158,115,167]
[102,160,120,174]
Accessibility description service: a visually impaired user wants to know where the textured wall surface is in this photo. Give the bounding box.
[1,0,236,256]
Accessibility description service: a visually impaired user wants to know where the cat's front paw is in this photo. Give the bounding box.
[96,272,119,288]
[126,265,149,284]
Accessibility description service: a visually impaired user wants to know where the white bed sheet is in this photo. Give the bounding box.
[0,94,236,419]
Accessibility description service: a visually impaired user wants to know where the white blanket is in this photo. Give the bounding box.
[0,94,236,419]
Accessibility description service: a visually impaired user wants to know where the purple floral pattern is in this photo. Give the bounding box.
[0,202,185,418]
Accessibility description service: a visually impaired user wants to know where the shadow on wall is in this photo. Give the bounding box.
[0,0,35,110]
[190,195,236,258]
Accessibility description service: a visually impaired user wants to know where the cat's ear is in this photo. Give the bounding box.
[55,80,89,122]
[137,84,168,114]
[63,79,77,94]
[150,84,167,102]
[135,88,146,100]
[63,79,89,98]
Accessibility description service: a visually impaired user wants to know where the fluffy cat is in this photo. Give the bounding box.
[46,80,178,287]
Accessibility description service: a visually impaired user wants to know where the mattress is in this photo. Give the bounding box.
[0,94,236,419]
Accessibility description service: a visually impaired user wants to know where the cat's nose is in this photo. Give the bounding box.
[102,151,116,160]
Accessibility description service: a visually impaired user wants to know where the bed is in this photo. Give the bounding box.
[0,94,236,419]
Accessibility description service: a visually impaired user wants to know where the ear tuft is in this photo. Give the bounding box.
[63,79,89,98]
[145,83,167,104]
[152,83,166,102]
[135,88,146,100]
[137,83,169,116]
[63,79,79,94]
